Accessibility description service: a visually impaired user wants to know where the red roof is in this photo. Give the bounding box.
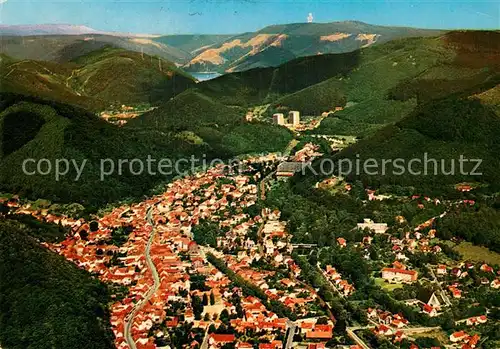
[451,331,467,339]
[209,334,236,343]
[308,344,326,349]
[306,331,333,339]
[314,324,333,332]
[382,268,417,276]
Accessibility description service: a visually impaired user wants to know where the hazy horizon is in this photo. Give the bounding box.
[1,0,498,35]
[1,18,498,37]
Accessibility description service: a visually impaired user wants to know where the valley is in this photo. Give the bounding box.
[1,13,500,349]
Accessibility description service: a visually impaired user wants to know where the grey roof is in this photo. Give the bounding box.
[277,162,307,173]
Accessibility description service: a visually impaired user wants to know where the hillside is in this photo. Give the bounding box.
[196,50,361,107]
[0,219,114,349]
[184,21,443,73]
[67,47,195,104]
[0,92,291,204]
[128,89,244,131]
[279,31,500,135]
[0,34,191,64]
[193,31,500,134]
[286,31,500,194]
[0,24,99,36]
[196,67,276,106]
[127,89,293,157]
[0,93,209,204]
[0,55,103,110]
[154,34,235,55]
[0,48,196,110]
[295,95,500,197]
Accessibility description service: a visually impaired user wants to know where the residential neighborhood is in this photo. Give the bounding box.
[3,146,500,349]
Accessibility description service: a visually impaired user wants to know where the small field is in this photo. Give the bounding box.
[410,329,449,346]
[374,278,403,291]
[454,242,500,265]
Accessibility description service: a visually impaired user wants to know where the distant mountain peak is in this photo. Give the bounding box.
[0,24,98,36]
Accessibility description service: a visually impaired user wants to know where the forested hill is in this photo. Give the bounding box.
[0,219,115,349]
[0,93,210,205]
[126,89,293,158]
[0,47,196,111]
[182,21,443,73]
[294,95,500,198]
[0,92,292,206]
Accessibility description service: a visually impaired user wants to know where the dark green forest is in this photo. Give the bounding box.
[0,220,114,349]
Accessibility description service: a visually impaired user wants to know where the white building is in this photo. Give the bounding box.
[273,113,285,125]
[289,111,300,126]
[357,218,388,234]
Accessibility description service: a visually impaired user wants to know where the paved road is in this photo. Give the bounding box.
[427,264,452,307]
[200,328,210,349]
[259,170,276,201]
[284,320,297,349]
[346,328,371,349]
[124,206,160,349]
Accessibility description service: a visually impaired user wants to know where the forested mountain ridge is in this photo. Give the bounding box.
[0,47,196,110]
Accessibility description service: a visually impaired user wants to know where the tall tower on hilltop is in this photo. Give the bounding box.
[307,13,314,23]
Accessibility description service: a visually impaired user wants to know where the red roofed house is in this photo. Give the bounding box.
[306,331,333,340]
[450,331,468,343]
[467,334,480,347]
[259,341,283,349]
[480,264,494,273]
[308,344,326,349]
[209,334,236,348]
[236,343,253,349]
[382,268,418,283]
[422,304,438,317]
[437,265,447,276]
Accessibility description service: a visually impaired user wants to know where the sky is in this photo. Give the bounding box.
[1,0,499,34]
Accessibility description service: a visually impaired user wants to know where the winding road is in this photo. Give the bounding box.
[124,206,160,349]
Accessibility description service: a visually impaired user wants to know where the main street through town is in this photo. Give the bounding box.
[124,207,160,349]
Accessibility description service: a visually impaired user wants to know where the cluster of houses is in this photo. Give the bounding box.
[449,331,481,349]
[7,146,500,349]
[462,315,488,327]
[436,262,500,293]
[292,143,323,163]
[1,155,271,348]
[368,308,409,329]
[372,325,408,345]
[3,152,340,349]
[321,265,355,297]
[386,223,445,261]
[276,143,323,180]
[298,321,334,341]
[272,107,343,132]
[224,239,320,317]
[260,210,294,262]
[309,134,352,152]
[100,105,155,126]
[371,309,411,346]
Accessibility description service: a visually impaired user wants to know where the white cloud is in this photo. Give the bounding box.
[476,11,493,19]
[0,0,7,4]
